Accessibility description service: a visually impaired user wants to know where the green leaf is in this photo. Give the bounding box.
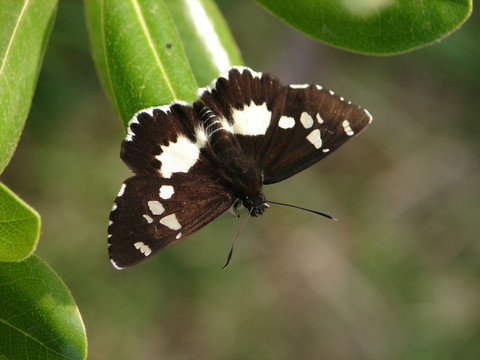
[254,0,473,54]
[0,0,58,174]
[165,0,243,87]
[85,0,197,128]
[0,182,40,262]
[0,256,87,360]
[85,0,242,129]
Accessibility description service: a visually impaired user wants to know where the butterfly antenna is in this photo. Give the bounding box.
[222,209,252,270]
[266,200,337,220]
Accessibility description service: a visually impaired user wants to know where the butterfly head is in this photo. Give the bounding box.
[242,192,269,217]
[221,153,268,217]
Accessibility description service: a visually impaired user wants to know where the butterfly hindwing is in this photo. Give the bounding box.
[108,174,235,268]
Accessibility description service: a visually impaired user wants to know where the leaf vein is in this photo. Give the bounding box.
[100,0,121,123]
[0,318,74,359]
[130,0,176,99]
[0,0,30,77]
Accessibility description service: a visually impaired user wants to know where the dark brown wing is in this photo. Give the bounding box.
[108,174,235,268]
[258,84,372,184]
[194,67,372,185]
[121,101,214,179]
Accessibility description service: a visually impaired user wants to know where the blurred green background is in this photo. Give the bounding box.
[2,1,479,359]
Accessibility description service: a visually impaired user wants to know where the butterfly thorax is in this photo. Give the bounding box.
[201,108,268,217]
[211,136,268,217]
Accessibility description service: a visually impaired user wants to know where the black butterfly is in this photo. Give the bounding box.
[108,67,372,269]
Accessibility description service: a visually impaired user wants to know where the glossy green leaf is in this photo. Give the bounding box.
[0,182,40,262]
[85,0,197,128]
[254,0,472,54]
[0,0,58,173]
[165,0,243,87]
[0,256,87,360]
[85,0,243,128]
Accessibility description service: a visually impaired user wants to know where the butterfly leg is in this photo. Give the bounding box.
[229,198,243,218]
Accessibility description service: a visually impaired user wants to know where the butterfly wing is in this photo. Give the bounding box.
[258,84,372,184]
[108,174,235,268]
[110,101,235,268]
[194,67,372,184]
[120,100,216,179]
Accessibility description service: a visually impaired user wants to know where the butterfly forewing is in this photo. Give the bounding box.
[194,67,283,137]
[121,101,208,177]
[108,174,235,268]
[259,84,372,183]
[196,67,281,111]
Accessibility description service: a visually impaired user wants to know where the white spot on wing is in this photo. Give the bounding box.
[300,112,314,129]
[316,113,324,124]
[220,118,233,133]
[156,135,201,178]
[322,148,330,153]
[278,116,295,129]
[125,118,139,142]
[176,232,182,240]
[195,125,208,148]
[117,183,126,197]
[148,200,165,215]
[290,84,309,89]
[316,85,323,90]
[160,214,182,230]
[125,101,190,142]
[197,67,262,97]
[111,203,117,211]
[159,185,174,199]
[231,102,271,135]
[134,241,152,256]
[138,106,156,117]
[342,120,355,136]
[306,129,322,149]
[110,259,124,270]
[143,214,153,223]
[364,109,373,123]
